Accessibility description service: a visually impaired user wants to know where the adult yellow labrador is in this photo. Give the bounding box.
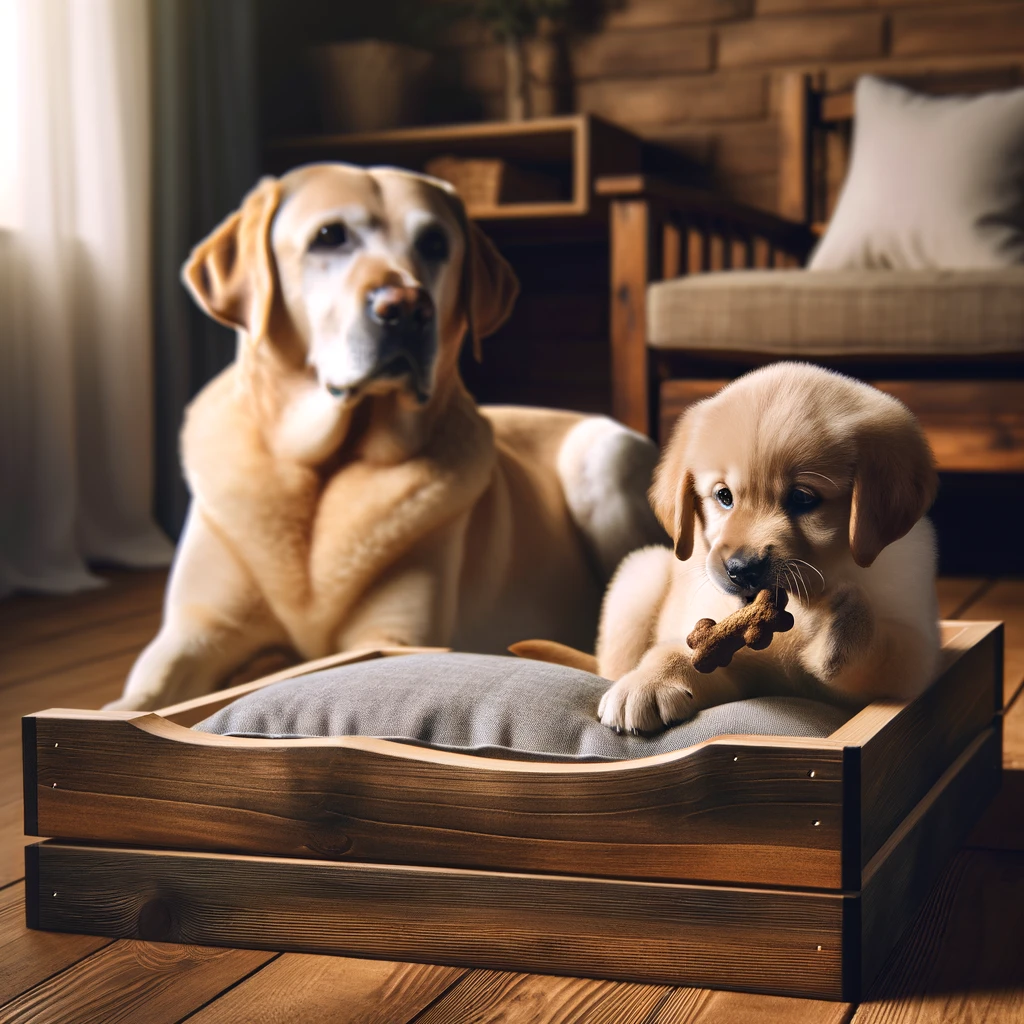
[111,163,663,711]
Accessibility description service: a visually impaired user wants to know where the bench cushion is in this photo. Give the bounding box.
[647,268,1024,356]
[194,651,851,762]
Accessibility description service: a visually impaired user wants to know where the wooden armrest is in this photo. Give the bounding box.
[596,174,816,258]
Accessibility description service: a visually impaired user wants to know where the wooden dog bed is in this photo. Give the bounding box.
[22,622,1002,1000]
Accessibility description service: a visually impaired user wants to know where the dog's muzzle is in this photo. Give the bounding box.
[325,285,438,404]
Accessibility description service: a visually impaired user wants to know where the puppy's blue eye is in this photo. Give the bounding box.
[714,486,733,509]
[788,487,821,514]
[310,222,348,250]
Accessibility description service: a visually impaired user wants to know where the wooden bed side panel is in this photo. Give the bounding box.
[27,842,848,1001]
[846,622,1001,874]
[27,715,845,889]
[858,726,1001,996]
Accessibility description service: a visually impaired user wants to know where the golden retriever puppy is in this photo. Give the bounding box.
[111,164,663,711]
[596,362,940,733]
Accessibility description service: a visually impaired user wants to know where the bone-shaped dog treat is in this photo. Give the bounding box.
[686,589,795,673]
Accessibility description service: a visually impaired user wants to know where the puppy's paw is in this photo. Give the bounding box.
[598,670,698,734]
[803,582,875,682]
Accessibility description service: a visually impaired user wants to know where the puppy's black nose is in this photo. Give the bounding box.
[726,554,770,591]
[366,285,434,329]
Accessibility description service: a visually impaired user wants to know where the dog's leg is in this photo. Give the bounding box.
[557,417,668,580]
[334,517,467,650]
[597,643,747,734]
[596,545,674,679]
[800,581,940,702]
[107,507,289,711]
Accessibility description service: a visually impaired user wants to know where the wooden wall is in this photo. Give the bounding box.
[441,0,1024,213]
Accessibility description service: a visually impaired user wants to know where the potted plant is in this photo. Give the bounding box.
[474,0,570,120]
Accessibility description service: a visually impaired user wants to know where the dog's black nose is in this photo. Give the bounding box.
[726,554,770,591]
[366,285,434,329]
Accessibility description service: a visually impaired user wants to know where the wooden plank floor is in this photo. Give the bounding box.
[1,570,1022,1024]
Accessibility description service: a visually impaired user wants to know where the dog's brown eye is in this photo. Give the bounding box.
[788,487,821,514]
[415,226,449,262]
[714,486,733,509]
[310,222,348,250]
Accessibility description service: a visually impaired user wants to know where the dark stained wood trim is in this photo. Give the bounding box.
[30,842,849,1000]
[610,198,657,433]
[24,844,39,931]
[598,174,815,257]
[28,711,845,890]
[858,727,1001,995]
[21,715,37,839]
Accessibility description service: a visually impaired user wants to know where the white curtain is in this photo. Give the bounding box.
[0,0,173,597]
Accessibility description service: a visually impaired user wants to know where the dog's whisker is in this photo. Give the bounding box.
[790,558,825,593]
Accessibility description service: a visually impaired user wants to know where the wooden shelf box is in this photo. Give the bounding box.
[266,114,643,222]
[23,622,1002,1000]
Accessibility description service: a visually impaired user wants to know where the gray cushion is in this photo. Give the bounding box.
[195,652,852,762]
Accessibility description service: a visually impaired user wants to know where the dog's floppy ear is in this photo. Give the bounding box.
[460,219,519,361]
[849,413,938,568]
[182,176,282,340]
[649,411,699,561]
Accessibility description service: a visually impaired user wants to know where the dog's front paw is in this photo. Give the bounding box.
[598,670,698,734]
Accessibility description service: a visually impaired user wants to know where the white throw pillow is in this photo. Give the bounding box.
[809,75,1024,270]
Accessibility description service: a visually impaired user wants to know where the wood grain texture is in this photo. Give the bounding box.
[650,986,854,1023]
[935,578,992,620]
[413,970,669,1024]
[891,4,1024,59]
[577,71,768,127]
[719,13,885,68]
[0,881,111,1008]
[777,71,811,224]
[953,579,1024,706]
[968,765,1024,851]
[571,26,712,80]
[873,381,1024,473]
[605,0,755,30]
[184,954,465,1024]
[853,850,1024,1021]
[858,728,1002,995]
[835,622,1000,873]
[610,198,654,434]
[0,569,164,660]
[0,938,274,1024]
[28,710,846,889]
[28,843,849,1000]
[597,174,814,250]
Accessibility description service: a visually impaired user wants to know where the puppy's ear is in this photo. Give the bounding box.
[461,220,519,361]
[182,177,282,340]
[849,414,938,568]
[649,413,699,561]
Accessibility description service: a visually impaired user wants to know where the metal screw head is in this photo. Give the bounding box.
[52,782,57,788]
[813,820,821,827]
[733,756,739,762]
[808,770,816,778]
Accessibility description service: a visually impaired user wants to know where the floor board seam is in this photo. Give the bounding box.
[404,967,476,1024]
[0,640,151,693]
[173,950,285,1024]
[948,577,998,620]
